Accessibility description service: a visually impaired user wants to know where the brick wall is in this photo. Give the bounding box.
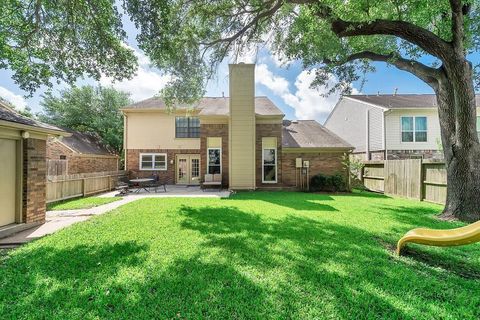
[22,138,47,224]
[386,149,444,160]
[281,151,347,187]
[200,124,229,186]
[47,139,118,174]
[126,148,200,184]
[256,124,283,188]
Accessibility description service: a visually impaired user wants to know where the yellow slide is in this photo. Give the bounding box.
[396,220,480,255]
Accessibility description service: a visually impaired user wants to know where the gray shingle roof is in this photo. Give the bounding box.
[123,96,284,116]
[282,120,353,149]
[345,94,480,109]
[58,129,116,156]
[0,102,64,133]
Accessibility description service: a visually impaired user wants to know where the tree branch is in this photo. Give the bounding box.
[312,5,452,61]
[449,0,464,53]
[334,51,441,88]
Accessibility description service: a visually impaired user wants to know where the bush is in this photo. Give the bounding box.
[310,173,347,192]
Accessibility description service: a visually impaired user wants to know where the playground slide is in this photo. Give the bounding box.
[396,220,480,255]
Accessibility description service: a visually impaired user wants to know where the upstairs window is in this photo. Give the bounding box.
[175,117,200,138]
[401,116,427,142]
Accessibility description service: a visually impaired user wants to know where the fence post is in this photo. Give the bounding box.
[82,178,86,196]
[419,160,424,201]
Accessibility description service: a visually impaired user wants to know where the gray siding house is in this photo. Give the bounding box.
[324,94,480,160]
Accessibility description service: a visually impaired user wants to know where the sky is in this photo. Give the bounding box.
[1,9,476,125]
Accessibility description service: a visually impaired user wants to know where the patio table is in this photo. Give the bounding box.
[129,178,155,193]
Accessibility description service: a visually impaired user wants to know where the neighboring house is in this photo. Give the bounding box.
[47,129,119,175]
[0,101,68,236]
[324,94,480,160]
[122,64,352,189]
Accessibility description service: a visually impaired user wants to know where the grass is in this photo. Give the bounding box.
[47,196,122,211]
[1,191,479,319]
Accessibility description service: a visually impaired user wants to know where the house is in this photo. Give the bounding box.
[122,64,352,189]
[47,129,119,175]
[324,94,480,160]
[0,101,68,237]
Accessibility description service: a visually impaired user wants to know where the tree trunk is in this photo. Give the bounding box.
[436,60,480,222]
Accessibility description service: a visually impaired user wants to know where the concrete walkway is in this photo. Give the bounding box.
[0,186,230,247]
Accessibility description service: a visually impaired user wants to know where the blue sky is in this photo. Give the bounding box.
[0,10,476,124]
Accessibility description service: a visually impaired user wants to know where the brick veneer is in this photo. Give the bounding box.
[22,138,47,224]
[47,139,118,174]
[256,124,283,188]
[126,148,200,183]
[387,149,444,160]
[200,124,229,186]
[281,151,347,187]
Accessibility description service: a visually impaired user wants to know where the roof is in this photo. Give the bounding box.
[122,96,284,117]
[282,120,353,149]
[56,129,116,156]
[0,101,65,134]
[344,94,480,109]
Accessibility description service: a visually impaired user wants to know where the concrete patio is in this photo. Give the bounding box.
[0,185,230,247]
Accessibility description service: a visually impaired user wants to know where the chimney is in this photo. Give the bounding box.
[228,63,256,189]
[394,88,398,96]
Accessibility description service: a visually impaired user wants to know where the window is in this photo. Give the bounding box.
[139,153,167,170]
[59,155,67,160]
[175,117,200,138]
[401,116,427,142]
[262,137,277,183]
[207,148,221,174]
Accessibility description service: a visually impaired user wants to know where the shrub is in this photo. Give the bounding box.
[310,173,347,192]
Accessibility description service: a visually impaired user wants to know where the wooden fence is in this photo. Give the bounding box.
[362,160,447,204]
[46,170,126,203]
[47,159,68,176]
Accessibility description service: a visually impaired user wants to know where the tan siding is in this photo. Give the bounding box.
[368,107,384,151]
[385,109,441,151]
[229,64,256,189]
[126,112,200,150]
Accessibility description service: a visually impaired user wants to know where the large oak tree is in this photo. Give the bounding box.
[123,0,480,222]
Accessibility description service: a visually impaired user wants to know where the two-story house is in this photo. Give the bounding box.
[122,64,352,189]
[324,94,480,160]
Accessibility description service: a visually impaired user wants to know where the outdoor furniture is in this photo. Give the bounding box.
[115,176,131,196]
[203,174,222,191]
[145,175,167,193]
[129,178,155,193]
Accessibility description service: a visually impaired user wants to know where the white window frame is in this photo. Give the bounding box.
[207,148,222,175]
[401,116,428,143]
[139,153,167,171]
[262,147,277,184]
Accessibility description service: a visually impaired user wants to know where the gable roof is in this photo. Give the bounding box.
[55,129,116,156]
[344,94,480,109]
[282,120,353,149]
[122,96,284,117]
[0,101,65,134]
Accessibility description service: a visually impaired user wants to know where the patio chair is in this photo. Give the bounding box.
[202,174,222,191]
[146,174,167,193]
[115,176,132,196]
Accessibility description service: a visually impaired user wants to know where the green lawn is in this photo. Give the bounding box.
[47,196,122,211]
[1,191,479,319]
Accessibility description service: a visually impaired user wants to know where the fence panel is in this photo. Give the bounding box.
[47,159,68,176]
[362,160,446,204]
[46,171,125,203]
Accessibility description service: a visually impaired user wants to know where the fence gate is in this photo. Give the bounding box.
[384,159,422,200]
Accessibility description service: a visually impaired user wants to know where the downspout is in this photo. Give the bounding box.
[366,109,370,160]
[123,113,128,171]
[383,109,392,160]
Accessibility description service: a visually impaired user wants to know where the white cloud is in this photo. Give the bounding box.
[255,63,359,123]
[100,45,171,102]
[0,86,27,111]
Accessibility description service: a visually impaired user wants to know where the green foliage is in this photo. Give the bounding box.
[342,153,365,189]
[47,196,121,211]
[38,85,131,153]
[310,172,347,192]
[0,0,137,93]
[123,0,480,101]
[0,192,478,318]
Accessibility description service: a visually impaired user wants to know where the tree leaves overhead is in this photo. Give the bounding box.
[38,85,131,153]
[0,0,138,94]
[123,0,479,101]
